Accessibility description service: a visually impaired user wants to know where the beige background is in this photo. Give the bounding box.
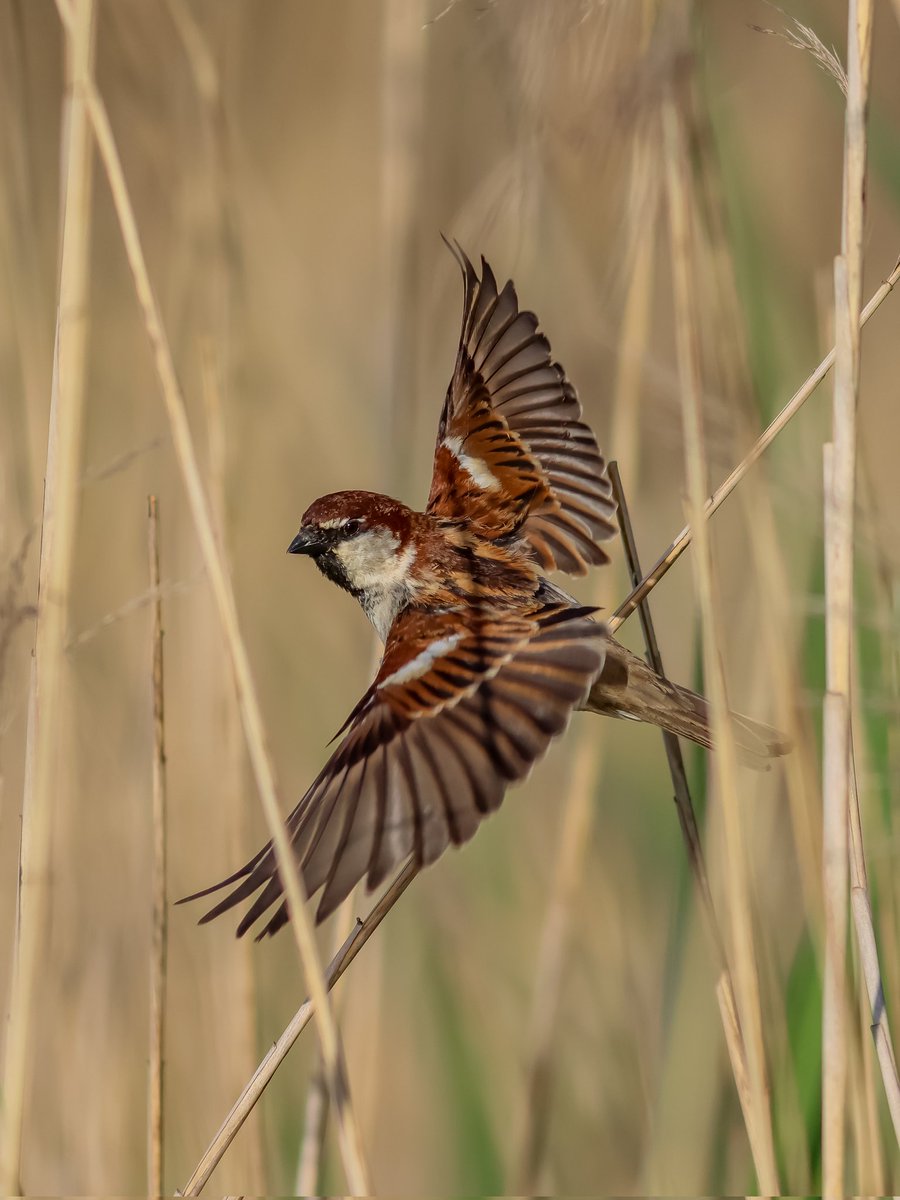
[1,0,899,1191]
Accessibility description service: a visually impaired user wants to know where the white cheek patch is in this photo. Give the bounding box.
[380,634,464,687]
[443,434,501,492]
[333,531,414,594]
[331,530,415,641]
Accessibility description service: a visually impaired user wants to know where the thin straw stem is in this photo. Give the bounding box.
[0,3,95,1189]
[663,96,779,1193]
[295,1059,329,1197]
[180,861,418,1195]
[51,2,370,1191]
[610,463,759,1158]
[514,157,658,1192]
[823,2,874,1192]
[147,496,168,1195]
[822,441,850,1193]
[848,744,900,1140]
[609,466,715,948]
[295,896,357,1196]
[609,252,900,635]
[200,340,266,1192]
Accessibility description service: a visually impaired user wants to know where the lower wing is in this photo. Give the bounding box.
[179,604,605,937]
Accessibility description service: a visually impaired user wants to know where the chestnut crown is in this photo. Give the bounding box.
[288,491,417,636]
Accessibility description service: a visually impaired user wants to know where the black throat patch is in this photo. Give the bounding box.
[314,550,362,598]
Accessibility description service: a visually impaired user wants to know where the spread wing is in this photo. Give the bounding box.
[427,241,618,575]
[180,605,605,937]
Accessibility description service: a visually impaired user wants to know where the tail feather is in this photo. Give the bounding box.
[585,639,790,766]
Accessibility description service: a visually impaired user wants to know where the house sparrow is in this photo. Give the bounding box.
[182,242,787,938]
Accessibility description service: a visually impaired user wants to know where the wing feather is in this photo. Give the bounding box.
[427,242,617,575]
[180,605,606,934]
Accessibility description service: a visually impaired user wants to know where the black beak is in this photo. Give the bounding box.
[287,527,324,556]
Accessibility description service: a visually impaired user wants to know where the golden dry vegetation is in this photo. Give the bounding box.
[1,0,900,1193]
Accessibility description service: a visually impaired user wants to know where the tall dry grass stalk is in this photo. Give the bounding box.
[662,96,779,1192]
[147,495,168,1195]
[290,13,430,1184]
[743,483,824,935]
[50,1,369,1190]
[608,464,713,925]
[823,1,873,1192]
[183,0,261,1171]
[380,0,425,489]
[0,1,95,1189]
[848,749,900,1137]
[294,894,357,1195]
[181,861,418,1194]
[608,254,900,636]
[200,342,266,1192]
[0,4,49,510]
[513,131,658,1192]
[822,438,849,1190]
[611,460,767,1173]
[295,1059,328,1195]
[846,653,887,1191]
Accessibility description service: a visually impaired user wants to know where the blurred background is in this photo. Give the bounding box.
[1,0,899,1192]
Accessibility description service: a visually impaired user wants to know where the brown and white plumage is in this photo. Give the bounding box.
[428,240,618,573]
[181,244,787,939]
[186,604,604,934]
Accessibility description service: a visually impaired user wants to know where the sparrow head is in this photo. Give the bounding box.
[288,490,417,638]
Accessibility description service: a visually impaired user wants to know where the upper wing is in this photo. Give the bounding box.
[427,241,618,575]
[181,604,605,937]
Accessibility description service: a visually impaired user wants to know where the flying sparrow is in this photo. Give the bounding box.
[182,242,786,938]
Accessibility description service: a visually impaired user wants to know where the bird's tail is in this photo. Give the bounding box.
[585,638,790,766]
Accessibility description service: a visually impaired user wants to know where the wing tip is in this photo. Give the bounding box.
[441,233,472,278]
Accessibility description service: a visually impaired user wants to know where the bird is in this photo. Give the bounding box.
[181,240,787,939]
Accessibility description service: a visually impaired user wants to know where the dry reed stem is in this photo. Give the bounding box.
[380,0,425,489]
[844,985,876,1194]
[609,465,715,929]
[846,667,886,1194]
[81,434,166,486]
[742,480,824,943]
[163,0,220,107]
[715,974,755,1139]
[4,660,37,1177]
[295,1060,328,1196]
[0,3,51,507]
[823,2,873,1191]
[853,978,885,1192]
[66,573,204,652]
[848,747,900,1142]
[200,341,266,1193]
[846,721,888,1193]
[610,462,765,1162]
[50,2,370,1190]
[180,861,418,1195]
[0,3,95,1189]
[608,253,900,636]
[295,894,357,1195]
[514,748,601,1193]
[663,97,779,1193]
[147,495,168,1195]
[513,150,657,1192]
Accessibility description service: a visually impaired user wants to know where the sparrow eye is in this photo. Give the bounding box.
[343,518,362,536]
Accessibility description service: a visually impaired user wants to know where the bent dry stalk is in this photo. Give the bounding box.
[609,251,900,635]
[180,862,418,1195]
